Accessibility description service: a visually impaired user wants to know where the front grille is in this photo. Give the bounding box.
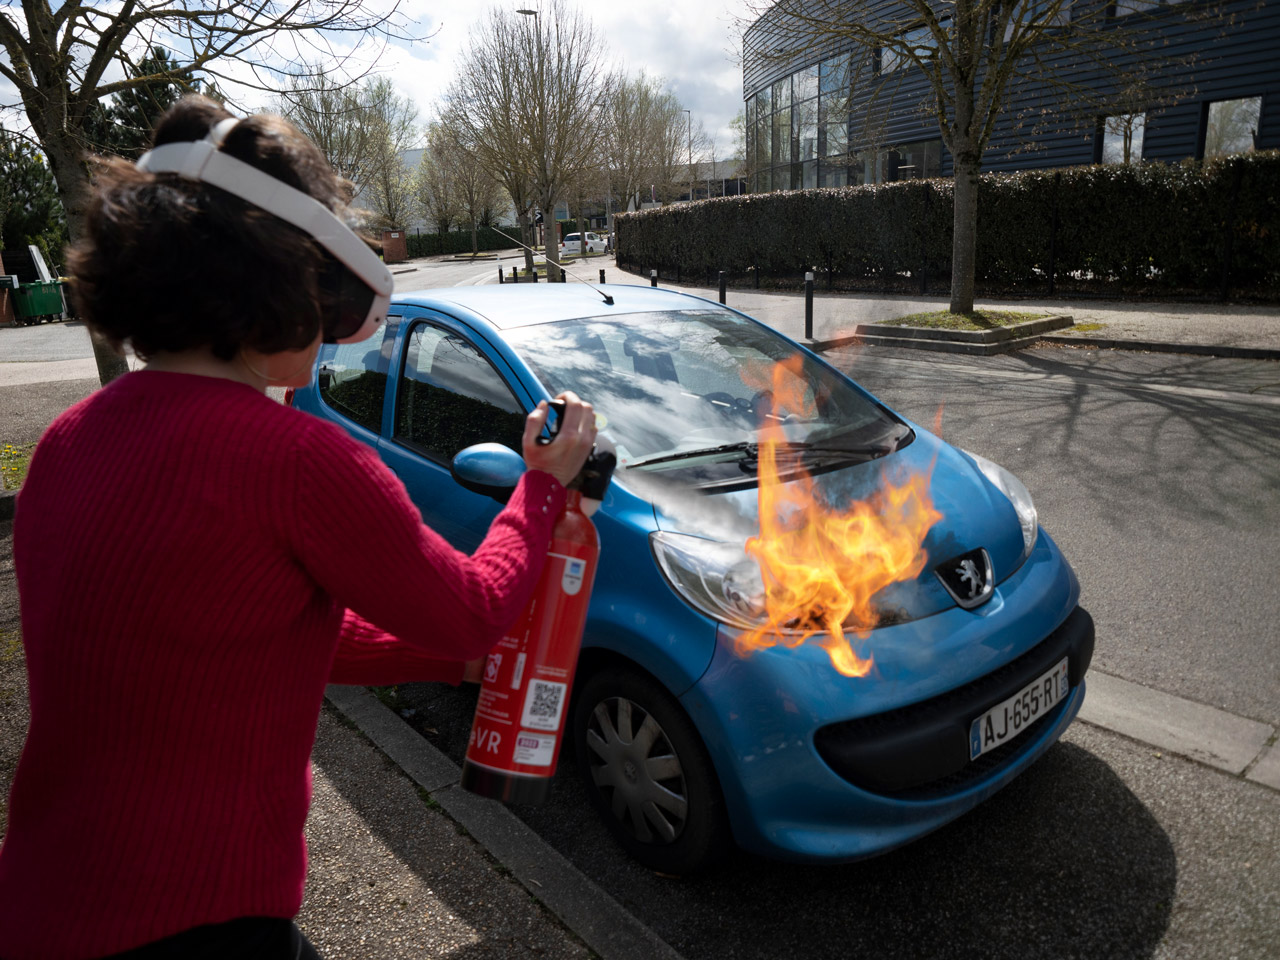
[814,606,1094,799]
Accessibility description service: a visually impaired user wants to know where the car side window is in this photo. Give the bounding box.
[317,320,396,433]
[394,322,527,463]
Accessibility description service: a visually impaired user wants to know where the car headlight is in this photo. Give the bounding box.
[964,451,1038,559]
[650,531,767,629]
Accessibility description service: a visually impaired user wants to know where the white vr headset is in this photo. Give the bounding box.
[135,117,393,343]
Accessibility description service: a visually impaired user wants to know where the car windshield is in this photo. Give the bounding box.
[503,308,906,489]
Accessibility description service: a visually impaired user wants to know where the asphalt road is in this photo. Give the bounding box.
[383,340,1280,960]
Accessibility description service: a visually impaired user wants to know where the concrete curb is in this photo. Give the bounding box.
[1041,334,1280,361]
[814,331,1280,361]
[1077,672,1276,779]
[856,314,1074,344]
[324,685,686,960]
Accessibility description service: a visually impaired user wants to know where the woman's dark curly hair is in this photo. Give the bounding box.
[69,95,363,361]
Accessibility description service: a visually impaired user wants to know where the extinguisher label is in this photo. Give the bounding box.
[521,679,567,731]
[557,554,586,595]
[513,730,557,767]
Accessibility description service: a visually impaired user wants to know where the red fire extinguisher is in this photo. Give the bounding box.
[461,445,616,805]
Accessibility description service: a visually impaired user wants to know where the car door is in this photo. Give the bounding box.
[377,312,534,552]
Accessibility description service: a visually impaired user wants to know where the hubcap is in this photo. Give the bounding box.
[585,696,689,846]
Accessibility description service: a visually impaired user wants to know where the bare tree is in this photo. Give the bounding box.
[274,70,371,190]
[349,77,419,229]
[414,144,461,236]
[0,1,418,383]
[744,0,1209,312]
[427,123,503,257]
[447,1,610,281]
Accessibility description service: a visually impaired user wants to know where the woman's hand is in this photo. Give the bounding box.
[462,656,485,684]
[522,392,597,488]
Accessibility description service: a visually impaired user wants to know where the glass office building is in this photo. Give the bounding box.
[742,0,1279,195]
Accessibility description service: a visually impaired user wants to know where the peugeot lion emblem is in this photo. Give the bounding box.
[935,548,994,609]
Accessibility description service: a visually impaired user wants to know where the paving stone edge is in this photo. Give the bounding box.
[323,684,686,960]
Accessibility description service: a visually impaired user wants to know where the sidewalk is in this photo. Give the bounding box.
[564,262,1280,356]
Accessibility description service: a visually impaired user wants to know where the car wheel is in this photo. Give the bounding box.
[572,664,733,875]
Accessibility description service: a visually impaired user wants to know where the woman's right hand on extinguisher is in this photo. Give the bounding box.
[522,392,596,487]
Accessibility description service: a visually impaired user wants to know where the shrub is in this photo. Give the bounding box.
[405,226,523,258]
[615,152,1280,299]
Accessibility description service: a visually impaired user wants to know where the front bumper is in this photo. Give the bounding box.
[814,606,1094,797]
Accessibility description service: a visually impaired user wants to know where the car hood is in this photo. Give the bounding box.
[642,426,1028,620]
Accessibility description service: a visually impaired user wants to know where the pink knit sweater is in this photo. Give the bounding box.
[0,370,564,958]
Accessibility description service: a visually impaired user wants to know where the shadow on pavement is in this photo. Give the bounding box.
[388,682,1175,960]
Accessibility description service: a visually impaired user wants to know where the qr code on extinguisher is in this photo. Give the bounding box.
[521,680,567,731]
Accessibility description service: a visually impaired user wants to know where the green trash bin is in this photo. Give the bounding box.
[12,280,65,324]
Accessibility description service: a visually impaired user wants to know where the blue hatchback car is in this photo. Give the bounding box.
[290,283,1094,874]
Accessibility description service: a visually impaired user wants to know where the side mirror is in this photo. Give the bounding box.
[451,443,526,504]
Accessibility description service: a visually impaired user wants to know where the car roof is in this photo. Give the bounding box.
[392,284,720,331]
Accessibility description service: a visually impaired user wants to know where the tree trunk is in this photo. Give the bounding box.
[44,127,130,385]
[542,194,562,282]
[950,149,981,314]
[576,205,586,259]
[471,218,478,256]
[518,212,535,275]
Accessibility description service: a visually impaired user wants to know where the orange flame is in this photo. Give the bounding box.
[734,358,943,676]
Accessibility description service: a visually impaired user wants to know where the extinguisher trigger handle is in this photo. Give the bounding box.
[536,398,568,446]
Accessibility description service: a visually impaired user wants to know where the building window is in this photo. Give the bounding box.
[794,65,819,104]
[1101,113,1146,163]
[772,77,791,111]
[795,97,818,161]
[819,162,848,188]
[755,87,771,117]
[824,121,848,157]
[773,107,791,165]
[882,24,936,73]
[820,53,851,97]
[802,160,818,189]
[880,140,942,181]
[1204,97,1262,158]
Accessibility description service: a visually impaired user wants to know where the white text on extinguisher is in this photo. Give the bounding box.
[470,726,502,754]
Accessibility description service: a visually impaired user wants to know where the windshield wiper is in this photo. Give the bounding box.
[627,441,758,470]
[626,430,909,471]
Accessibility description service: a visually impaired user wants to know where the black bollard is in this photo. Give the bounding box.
[599,269,606,284]
[650,269,658,287]
[532,266,538,283]
[718,270,726,305]
[561,268,567,283]
[804,271,814,340]
[498,267,504,284]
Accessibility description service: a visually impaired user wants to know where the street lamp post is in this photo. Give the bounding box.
[683,108,692,202]
[517,6,557,279]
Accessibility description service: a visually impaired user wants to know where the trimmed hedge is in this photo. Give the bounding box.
[615,151,1280,300]
[405,226,522,258]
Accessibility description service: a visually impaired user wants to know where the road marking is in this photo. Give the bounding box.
[833,353,1280,409]
[1079,670,1277,785]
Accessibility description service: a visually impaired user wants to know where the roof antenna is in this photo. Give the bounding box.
[500,225,615,306]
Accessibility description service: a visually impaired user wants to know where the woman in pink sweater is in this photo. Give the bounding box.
[0,96,595,959]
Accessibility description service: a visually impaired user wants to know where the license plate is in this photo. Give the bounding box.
[969,658,1069,761]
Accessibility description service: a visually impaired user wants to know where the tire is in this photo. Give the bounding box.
[571,664,734,875]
